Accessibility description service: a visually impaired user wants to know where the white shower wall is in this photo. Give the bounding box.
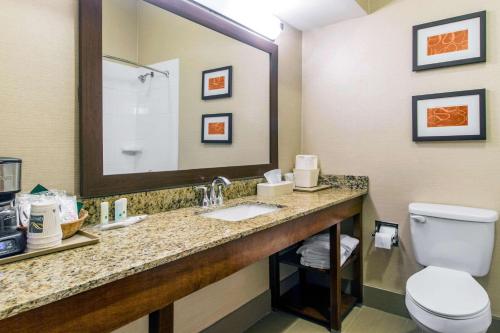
[103,58,179,175]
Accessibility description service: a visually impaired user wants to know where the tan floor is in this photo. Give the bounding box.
[246,306,420,333]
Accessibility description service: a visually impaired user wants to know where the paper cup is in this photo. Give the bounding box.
[28,201,62,248]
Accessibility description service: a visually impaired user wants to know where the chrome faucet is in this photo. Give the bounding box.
[210,176,231,206]
[195,176,231,208]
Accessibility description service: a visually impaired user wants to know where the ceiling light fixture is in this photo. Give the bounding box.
[192,0,283,40]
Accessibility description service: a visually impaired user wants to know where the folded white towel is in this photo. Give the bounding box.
[301,239,329,251]
[299,252,349,270]
[340,234,359,253]
[296,233,359,270]
[297,246,348,259]
[300,257,330,270]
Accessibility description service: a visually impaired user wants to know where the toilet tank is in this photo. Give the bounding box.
[409,203,497,277]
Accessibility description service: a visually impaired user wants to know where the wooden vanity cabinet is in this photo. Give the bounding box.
[0,197,363,333]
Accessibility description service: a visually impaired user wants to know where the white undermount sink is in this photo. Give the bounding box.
[201,203,281,222]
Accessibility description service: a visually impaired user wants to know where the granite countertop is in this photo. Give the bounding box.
[0,188,366,320]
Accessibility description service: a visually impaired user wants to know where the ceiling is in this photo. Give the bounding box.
[193,0,368,33]
[271,0,368,31]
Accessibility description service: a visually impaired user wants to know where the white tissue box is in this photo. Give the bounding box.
[257,181,294,199]
[293,169,319,188]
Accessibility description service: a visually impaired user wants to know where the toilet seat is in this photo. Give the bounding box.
[406,266,491,333]
[406,294,491,333]
[407,266,490,318]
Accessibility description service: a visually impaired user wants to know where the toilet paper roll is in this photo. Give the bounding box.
[375,232,393,250]
[374,225,397,250]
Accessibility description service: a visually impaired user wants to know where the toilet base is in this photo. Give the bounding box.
[409,313,461,333]
[409,313,488,333]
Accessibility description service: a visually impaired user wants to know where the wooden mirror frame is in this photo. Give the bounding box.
[79,0,278,197]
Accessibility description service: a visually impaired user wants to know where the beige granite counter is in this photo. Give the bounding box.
[0,187,366,320]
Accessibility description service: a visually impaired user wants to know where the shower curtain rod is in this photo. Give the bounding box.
[103,54,170,78]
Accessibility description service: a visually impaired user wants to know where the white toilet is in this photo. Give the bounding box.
[407,203,498,333]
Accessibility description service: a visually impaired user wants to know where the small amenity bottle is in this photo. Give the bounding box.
[114,198,128,222]
[100,202,109,225]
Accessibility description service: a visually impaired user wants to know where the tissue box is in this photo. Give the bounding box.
[294,169,319,188]
[257,181,294,199]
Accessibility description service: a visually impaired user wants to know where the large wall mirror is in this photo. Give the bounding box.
[80,0,278,197]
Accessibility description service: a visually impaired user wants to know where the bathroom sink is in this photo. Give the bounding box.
[201,203,281,222]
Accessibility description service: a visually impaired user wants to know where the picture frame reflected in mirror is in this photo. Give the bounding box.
[202,113,233,144]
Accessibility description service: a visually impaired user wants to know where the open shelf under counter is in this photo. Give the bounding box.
[278,284,357,328]
[270,212,364,332]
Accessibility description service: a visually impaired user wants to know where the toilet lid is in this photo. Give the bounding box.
[406,266,490,319]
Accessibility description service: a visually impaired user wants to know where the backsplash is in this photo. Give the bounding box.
[82,175,369,225]
[82,178,263,225]
[319,175,369,190]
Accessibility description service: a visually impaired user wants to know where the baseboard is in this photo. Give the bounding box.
[203,280,500,333]
[201,290,271,333]
[490,317,500,333]
[364,285,500,333]
[363,285,409,318]
[202,273,298,333]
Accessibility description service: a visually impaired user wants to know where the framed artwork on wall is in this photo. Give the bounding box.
[202,66,232,100]
[202,113,233,144]
[413,11,486,71]
[412,89,486,142]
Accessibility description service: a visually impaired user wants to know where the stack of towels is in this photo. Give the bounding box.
[296,233,359,270]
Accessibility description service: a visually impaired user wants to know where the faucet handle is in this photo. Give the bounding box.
[195,186,209,208]
[215,184,225,206]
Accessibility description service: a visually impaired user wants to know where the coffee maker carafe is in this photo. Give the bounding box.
[0,158,26,258]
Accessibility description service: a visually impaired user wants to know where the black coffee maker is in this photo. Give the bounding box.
[0,157,26,258]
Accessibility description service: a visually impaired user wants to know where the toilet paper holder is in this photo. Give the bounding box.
[372,221,399,247]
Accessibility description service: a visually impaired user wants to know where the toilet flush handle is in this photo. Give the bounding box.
[411,215,426,223]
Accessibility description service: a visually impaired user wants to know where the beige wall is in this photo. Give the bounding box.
[0,1,301,332]
[277,24,303,172]
[102,0,138,62]
[0,0,78,194]
[302,0,500,316]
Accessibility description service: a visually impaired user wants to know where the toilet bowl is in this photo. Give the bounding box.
[407,203,497,333]
[405,266,491,333]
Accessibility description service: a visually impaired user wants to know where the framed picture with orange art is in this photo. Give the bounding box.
[413,11,486,71]
[412,89,486,142]
[202,113,233,144]
[202,66,232,100]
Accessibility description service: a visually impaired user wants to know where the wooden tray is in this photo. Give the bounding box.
[0,230,99,265]
[293,184,332,192]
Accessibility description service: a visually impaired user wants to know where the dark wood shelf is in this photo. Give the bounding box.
[278,284,357,327]
[278,247,360,274]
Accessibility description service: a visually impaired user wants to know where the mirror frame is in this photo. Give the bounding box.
[79,0,278,197]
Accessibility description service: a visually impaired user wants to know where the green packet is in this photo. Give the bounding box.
[29,184,83,214]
